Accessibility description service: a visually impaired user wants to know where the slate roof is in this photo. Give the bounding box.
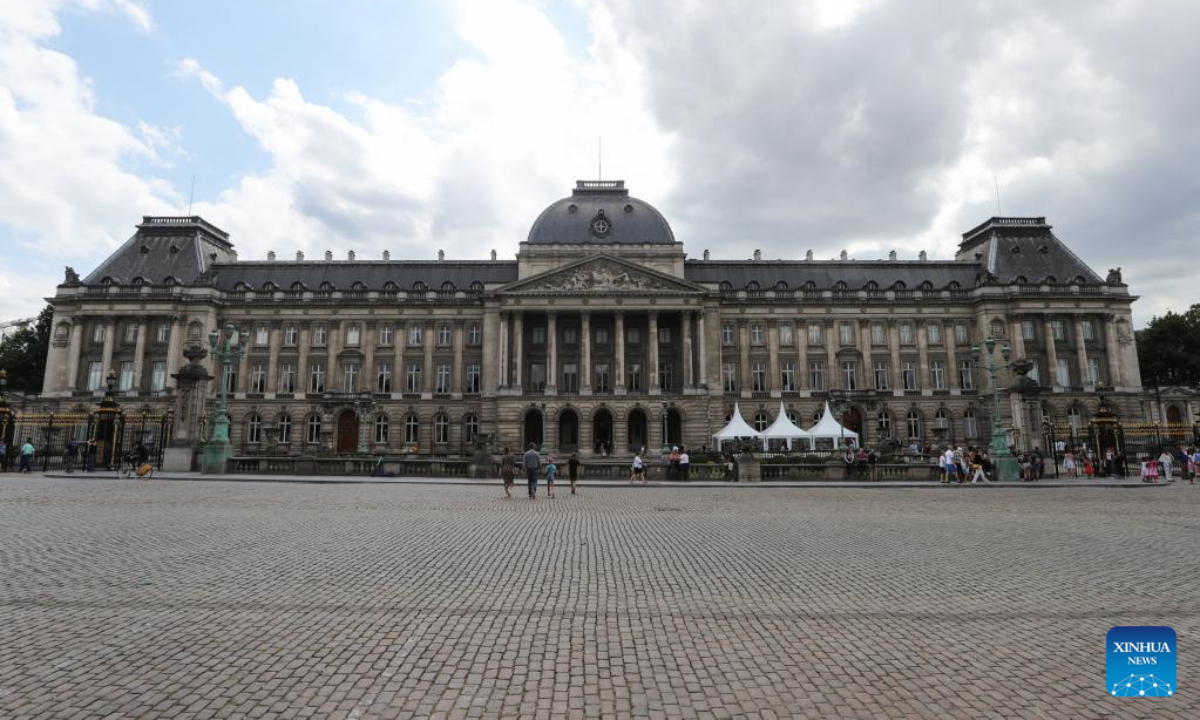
[209,261,519,291]
[526,180,676,245]
[84,217,234,285]
[684,260,980,289]
[958,217,1104,285]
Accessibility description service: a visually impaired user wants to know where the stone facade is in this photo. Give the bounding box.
[40,181,1143,457]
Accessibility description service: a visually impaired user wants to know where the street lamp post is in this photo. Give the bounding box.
[661,401,671,456]
[0,369,11,448]
[971,336,1019,482]
[201,324,248,474]
[540,402,547,455]
[828,388,848,451]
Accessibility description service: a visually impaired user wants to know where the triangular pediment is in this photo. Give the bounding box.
[498,254,705,295]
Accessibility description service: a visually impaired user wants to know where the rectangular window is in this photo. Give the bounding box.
[87,361,103,391]
[466,364,481,394]
[284,325,298,346]
[808,323,823,345]
[223,365,236,394]
[118,361,134,391]
[376,362,392,393]
[562,327,578,345]
[901,361,917,390]
[343,363,359,393]
[808,361,825,392]
[312,325,327,347]
[436,363,451,394]
[931,360,945,390]
[1055,358,1071,386]
[1087,358,1100,383]
[751,362,766,392]
[627,363,642,391]
[93,324,106,344]
[721,323,735,345]
[722,362,738,393]
[594,363,610,392]
[408,326,423,347]
[438,325,452,346]
[379,324,394,347]
[839,323,854,346]
[124,324,138,344]
[1082,320,1096,342]
[871,323,886,345]
[530,363,546,392]
[1022,320,1036,341]
[1051,320,1065,341]
[309,363,325,393]
[255,326,269,346]
[1029,360,1040,384]
[150,361,166,392]
[657,327,671,345]
[280,364,296,394]
[779,324,794,346]
[346,325,361,347]
[751,324,765,345]
[842,361,857,391]
[954,323,969,345]
[562,363,578,393]
[156,322,170,343]
[781,361,796,392]
[660,362,673,391]
[874,361,889,390]
[899,323,914,345]
[965,412,978,437]
[531,326,546,345]
[927,323,942,344]
[405,362,421,393]
[251,363,266,393]
[627,327,640,345]
[468,323,481,346]
[958,360,973,390]
[595,328,609,346]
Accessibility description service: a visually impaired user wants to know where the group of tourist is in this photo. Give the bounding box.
[497,444,582,499]
[938,446,995,483]
[0,438,39,473]
[1138,447,1200,484]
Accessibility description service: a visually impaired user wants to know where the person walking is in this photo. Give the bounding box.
[1063,450,1077,478]
[567,452,580,495]
[85,438,97,473]
[867,448,878,482]
[19,437,36,473]
[630,451,645,484]
[1158,450,1174,482]
[523,443,541,499]
[63,439,79,474]
[545,456,558,498]
[667,446,681,481]
[500,447,515,498]
[1190,447,1200,485]
[678,448,690,481]
[969,450,989,483]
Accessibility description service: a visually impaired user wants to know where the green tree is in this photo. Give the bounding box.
[1136,304,1200,385]
[0,305,52,394]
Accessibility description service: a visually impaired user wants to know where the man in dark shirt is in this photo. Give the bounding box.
[567,452,581,495]
[523,443,541,499]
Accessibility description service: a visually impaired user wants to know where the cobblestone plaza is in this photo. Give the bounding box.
[1,478,1195,719]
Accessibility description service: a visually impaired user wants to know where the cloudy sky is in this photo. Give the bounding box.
[1,0,1196,326]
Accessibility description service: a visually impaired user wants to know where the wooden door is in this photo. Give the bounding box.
[336,411,359,453]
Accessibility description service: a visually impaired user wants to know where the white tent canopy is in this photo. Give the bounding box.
[761,402,812,450]
[808,401,859,445]
[712,403,762,447]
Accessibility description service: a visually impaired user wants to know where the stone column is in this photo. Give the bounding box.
[164,315,182,391]
[495,311,508,391]
[236,331,251,393]
[682,311,694,389]
[422,321,435,398]
[888,320,902,395]
[1043,315,1061,390]
[546,311,557,395]
[1007,316,1026,360]
[130,320,147,392]
[326,321,341,390]
[614,311,626,394]
[580,311,592,395]
[824,319,837,390]
[100,317,115,380]
[452,320,464,398]
[362,322,376,393]
[266,323,282,396]
[1103,314,1122,388]
[648,311,660,394]
[797,319,809,391]
[482,309,500,396]
[1074,316,1091,388]
[915,320,930,393]
[65,320,84,392]
[857,320,872,390]
[697,310,708,389]
[944,327,959,391]
[738,320,751,397]
[297,325,311,396]
[767,320,780,396]
[512,312,524,392]
[395,321,406,395]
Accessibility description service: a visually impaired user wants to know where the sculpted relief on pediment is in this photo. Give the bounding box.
[533,261,674,292]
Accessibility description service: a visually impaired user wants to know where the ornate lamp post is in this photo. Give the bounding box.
[971,336,1019,481]
[828,388,849,450]
[354,392,376,455]
[540,402,548,455]
[201,324,248,474]
[661,401,671,456]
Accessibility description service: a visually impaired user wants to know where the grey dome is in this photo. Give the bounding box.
[527,180,676,245]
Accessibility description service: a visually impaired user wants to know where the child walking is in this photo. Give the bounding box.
[545,456,558,498]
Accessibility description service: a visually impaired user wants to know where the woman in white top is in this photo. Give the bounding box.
[1063,451,1077,478]
[630,452,645,483]
[1158,451,1174,481]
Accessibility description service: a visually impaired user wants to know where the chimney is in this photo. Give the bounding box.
[383,250,390,261]
[918,250,927,261]
[753,249,762,261]
[490,249,497,261]
[438,249,445,261]
[888,250,897,261]
[703,249,710,260]
[230,250,238,261]
[296,251,304,261]
[840,250,848,261]
[805,250,814,261]
[324,250,333,261]
[267,251,276,261]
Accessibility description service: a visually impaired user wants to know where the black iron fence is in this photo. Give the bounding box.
[0,408,172,472]
[1042,420,1200,478]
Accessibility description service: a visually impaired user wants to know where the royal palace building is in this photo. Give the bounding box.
[39,180,1143,459]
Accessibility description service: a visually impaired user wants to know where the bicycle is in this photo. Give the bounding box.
[118,456,154,480]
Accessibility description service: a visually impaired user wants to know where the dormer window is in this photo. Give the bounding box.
[351,281,367,291]
[101,277,115,286]
[892,281,906,290]
[1014,275,1027,284]
[441,281,456,291]
[412,281,428,291]
[234,282,250,291]
[947,281,960,290]
[469,281,484,291]
[1044,275,1057,284]
[291,281,306,291]
[802,281,816,290]
[131,277,146,286]
[263,282,279,291]
[833,281,847,290]
[383,281,398,291]
[319,281,335,291]
[864,281,878,290]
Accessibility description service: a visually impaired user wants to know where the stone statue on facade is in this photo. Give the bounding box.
[63,266,81,286]
[1106,267,1123,285]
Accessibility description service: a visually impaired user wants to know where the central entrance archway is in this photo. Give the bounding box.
[593,409,613,454]
[627,409,647,452]
[558,409,579,450]
[524,408,544,449]
[336,410,359,453]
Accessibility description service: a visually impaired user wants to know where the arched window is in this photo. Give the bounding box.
[964,410,978,438]
[277,414,292,445]
[774,281,788,290]
[434,414,450,444]
[906,410,922,439]
[374,413,389,444]
[919,281,933,290]
[412,281,427,291]
[404,414,420,444]
[802,281,817,290]
[1043,275,1057,285]
[319,281,335,291]
[892,281,906,290]
[351,281,367,291]
[441,281,456,291]
[746,281,760,290]
[1013,275,1027,284]
[305,414,322,444]
[263,281,279,291]
[947,281,960,290]
[246,413,262,443]
[383,281,398,291]
[163,276,180,286]
[1073,275,1087,285]
[101,277,116,286]
[754,411,769,432]
[877,411,892,438]
[864,280,879,290]
[131,276,146,286]
[291,281,306,291]
[719,281,733,293]
[234,282,250,291]
[463,413,480,444]
[833,280,848,290]
[469,281,484,292]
